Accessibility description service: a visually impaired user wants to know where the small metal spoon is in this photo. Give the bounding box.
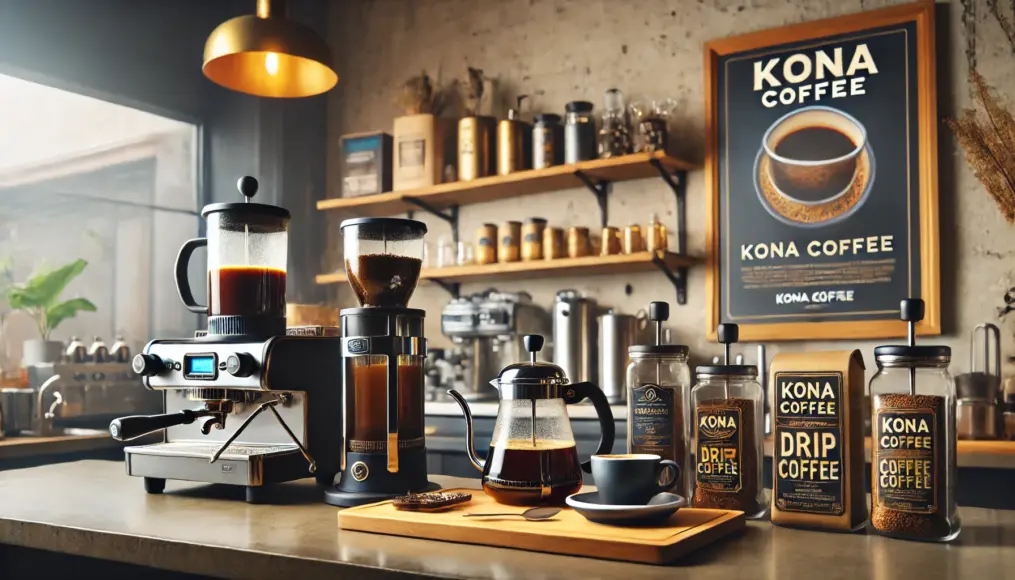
[463,507,562,520]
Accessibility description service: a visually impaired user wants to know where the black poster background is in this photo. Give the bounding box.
[717,21,921,324]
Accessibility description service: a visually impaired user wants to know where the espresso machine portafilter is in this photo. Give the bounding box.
[324,218,439,507]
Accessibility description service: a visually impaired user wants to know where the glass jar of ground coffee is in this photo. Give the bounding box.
[869,299,959,542]
[691,323,767,519]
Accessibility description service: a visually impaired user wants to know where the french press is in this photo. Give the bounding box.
[175,176,290,337]
[448,335,615,506]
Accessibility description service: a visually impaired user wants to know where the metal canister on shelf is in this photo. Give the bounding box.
[567,227,591,258]
[521,218,547,261]
[601,226,622,255]
[497,96,531,176]
[624,224,645,254]
[646,213,668,252]
[498,221,522,263]
[476,223,498,265]
[543,227,564,260]
[564,101,596,164]
[532,114,564,169]
[458,116,497,181]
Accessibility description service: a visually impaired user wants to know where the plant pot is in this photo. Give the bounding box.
[22,339,64,366]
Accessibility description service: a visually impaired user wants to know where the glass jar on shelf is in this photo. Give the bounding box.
[597,88,631,159]
[630,96,676,153]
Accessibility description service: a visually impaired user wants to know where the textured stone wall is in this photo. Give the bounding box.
[325,0,1015,373]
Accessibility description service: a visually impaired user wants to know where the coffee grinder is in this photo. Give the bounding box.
[325,218,439,507]
[109,177,343,503]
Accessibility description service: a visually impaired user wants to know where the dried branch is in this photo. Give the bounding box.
[987,0,1015,53]
[947,71,1015,223]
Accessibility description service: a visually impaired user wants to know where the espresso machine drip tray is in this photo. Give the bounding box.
[127,441,300,459]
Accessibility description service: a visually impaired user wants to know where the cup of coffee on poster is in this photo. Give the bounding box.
[591,454,680,505]
[762,106,867,206]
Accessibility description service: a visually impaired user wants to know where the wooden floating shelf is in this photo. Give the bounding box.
[316,151,699,216]
[316,251,696,286]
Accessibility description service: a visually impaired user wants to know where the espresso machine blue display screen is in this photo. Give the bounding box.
[184,354,217,379]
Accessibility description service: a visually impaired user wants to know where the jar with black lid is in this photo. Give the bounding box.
[564,101,596,164]
[691,323,766,519]
[626,302,691,498]
[869,298,959,542]
[533,114,564,169]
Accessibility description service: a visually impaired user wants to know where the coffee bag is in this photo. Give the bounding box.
[770,350,866,531]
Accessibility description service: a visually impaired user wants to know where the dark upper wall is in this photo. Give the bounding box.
[0,0,329,304]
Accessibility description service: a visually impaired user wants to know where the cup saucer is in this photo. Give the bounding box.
[565,491,687,526]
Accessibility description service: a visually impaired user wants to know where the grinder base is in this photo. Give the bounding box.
[326,448,439,507]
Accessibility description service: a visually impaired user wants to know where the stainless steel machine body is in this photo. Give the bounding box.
[553,289,598,384]
[115,327,342,503]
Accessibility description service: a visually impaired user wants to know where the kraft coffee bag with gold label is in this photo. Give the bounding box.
[770,351,866,531]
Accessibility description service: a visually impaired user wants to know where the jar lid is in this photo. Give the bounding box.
[529,217,547,224]
[339,217,427,239]
[534,113,561,124]
[565,100,594,113]
[629,344,689,356]
[874,345,951,365]
[696,364,758,378]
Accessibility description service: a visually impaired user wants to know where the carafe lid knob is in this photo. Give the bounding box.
[523,334,544,357]
[717,323,739,345]
[237,176,259,201]
[900,298,924,347]
[648,301,669,323]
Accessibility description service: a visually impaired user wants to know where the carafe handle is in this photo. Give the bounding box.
[564,382,615,473]
[175,238,208,314]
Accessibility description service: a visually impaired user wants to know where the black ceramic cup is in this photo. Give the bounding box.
[590,454,680,506]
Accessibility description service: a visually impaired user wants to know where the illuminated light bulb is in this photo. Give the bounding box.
[264,52,279,76]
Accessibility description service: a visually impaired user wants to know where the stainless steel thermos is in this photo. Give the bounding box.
[553,290,598,384]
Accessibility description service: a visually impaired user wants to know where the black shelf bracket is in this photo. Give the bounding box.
[648,159,687,256]
[574,170,611,228]
[431,279,461,299]
[403,198,460,243]
[652,253,688,306]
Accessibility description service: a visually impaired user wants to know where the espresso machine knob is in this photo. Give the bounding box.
[132,353,166,377]
[225,352,256,377]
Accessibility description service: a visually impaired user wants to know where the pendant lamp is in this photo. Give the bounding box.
[203,0,337,98]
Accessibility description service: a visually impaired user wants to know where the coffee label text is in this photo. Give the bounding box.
[754,44,879,108]
[696,406,743,493]
[874,407,938,514]
[774,372,845,515]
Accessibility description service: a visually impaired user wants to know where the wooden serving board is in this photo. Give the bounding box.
[338,489,745,565]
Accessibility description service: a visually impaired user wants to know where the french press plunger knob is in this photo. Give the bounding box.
[237,175,258,200]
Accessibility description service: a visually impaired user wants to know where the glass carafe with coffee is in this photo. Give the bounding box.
[449,335,615,506]
[175,175,289,337]
[325,218,440,507]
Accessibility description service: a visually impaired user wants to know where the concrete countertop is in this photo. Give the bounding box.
[1,460,1014,579]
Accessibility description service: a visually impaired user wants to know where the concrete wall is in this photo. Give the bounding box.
[322,0,1014,374]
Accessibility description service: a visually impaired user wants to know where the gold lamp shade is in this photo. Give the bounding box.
[203,0,337,98]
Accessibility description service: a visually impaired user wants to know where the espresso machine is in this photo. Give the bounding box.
[441,291,551,401]
[108,177,343,503]
[324,218,439,507]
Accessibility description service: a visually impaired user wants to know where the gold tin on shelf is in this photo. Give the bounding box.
[543,227,564,260]
[458,116,497,182]
[567,227,591,258]
[521,218,546,261]
[601,226,622,255]
[647,214,668,252]
[476,223,498,265]
[497,111,532,176]
[499,221,522,263]
[624,224,645,254]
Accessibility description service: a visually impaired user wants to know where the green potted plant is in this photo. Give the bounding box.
[5,258,97,365]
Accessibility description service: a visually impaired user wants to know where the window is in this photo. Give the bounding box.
[0,73,200,373]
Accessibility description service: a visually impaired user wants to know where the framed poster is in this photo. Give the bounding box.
[704,1,939,341]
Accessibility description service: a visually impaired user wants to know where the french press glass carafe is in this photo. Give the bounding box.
[449,335,615,506]
[175,176,290,336]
